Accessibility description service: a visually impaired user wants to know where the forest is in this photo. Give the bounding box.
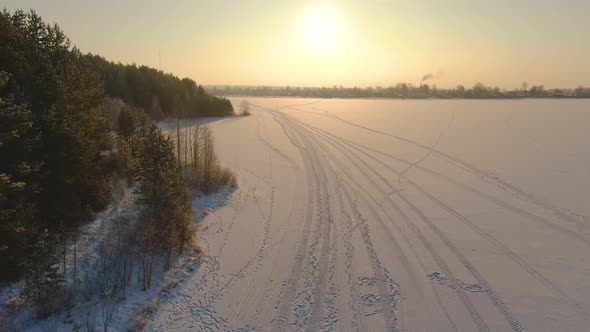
[0,9,235,327]
[85,55,234,119]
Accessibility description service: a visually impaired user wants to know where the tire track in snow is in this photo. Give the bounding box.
[294,120,401,331]
[270,108,390,330]
[279,113,335,331]
[406,179,588,317]
[255,110,301,173]
[395,193,526,331]
[295,118,481,331]
[270,109,401,331]
[294,105,590,241]
[296,120,338,332]
[319,118,587,321]
[303,120,590,248]
[337,189,363,330]
[298,117,573,331]
[300,121,474,331]
[396,110,455,183]
[271,115,319,331]
[294,112,569,331]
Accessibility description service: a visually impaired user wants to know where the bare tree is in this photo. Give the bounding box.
[82,302,97,332]
[193,121,202,187]
[239,100,251,116]
[176,120,181,165]
[101,300,115,332]
[201,127,215,193]
[184,120,188,166]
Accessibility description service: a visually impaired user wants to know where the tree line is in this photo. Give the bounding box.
[84,54,234,119]
[0,8,235,318]
[209,83,590,99]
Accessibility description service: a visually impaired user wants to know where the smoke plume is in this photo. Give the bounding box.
[421,73,434,83]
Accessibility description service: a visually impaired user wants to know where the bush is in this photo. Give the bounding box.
[167,121,237,194]
[239,100,251,116]
[130,296,160,332]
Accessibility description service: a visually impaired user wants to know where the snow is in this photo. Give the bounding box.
[0,183,235,332]
[148,98,590,332]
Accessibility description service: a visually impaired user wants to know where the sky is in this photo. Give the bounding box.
[3,0,590,89]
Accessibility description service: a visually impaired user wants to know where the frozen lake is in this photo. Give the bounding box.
[150,98,590,331]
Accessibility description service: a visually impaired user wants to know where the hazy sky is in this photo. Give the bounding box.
[4,0,590,88]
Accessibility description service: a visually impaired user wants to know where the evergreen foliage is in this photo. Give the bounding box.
[84,54,234,119]
[0,9,112,289]
[133,125,193,288]
[0,9,222,295]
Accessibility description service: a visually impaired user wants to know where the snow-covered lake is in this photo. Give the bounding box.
[149,98,590,331]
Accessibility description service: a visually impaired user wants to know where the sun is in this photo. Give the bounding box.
[301,5,341,53]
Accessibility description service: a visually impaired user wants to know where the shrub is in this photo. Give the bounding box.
[239,100,251,116]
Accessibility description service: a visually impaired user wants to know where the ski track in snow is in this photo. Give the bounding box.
[149,98,590,332]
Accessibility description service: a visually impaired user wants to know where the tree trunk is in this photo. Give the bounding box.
[184,120,188,166]
[63,239,67,276]
[122,255,126,296]
[73,233,78,294]
[176,120,181,165]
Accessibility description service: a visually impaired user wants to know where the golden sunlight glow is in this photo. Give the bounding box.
[301,5,341,53]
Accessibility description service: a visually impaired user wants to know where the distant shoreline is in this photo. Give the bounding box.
[212,94,590,101]
[206,84,590,100]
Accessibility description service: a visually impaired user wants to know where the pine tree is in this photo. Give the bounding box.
[0,10,112,285]
[133,125,193,286]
